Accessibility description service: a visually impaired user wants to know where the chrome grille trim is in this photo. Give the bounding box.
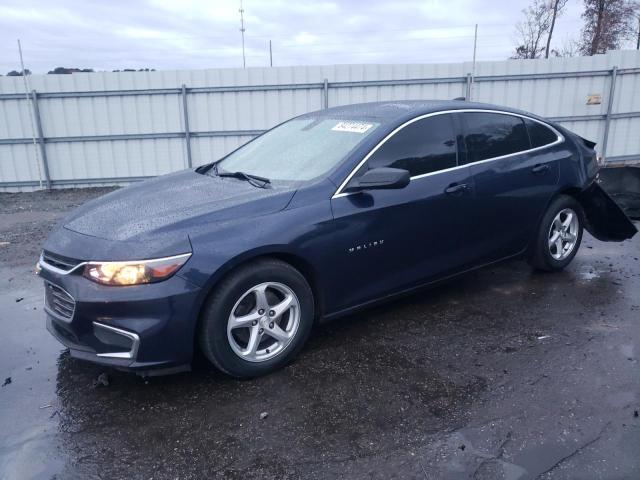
[44,281,76,320]
[39,251,87,275]
[93,322,140,360]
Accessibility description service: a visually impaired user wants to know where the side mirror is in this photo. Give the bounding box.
[344,167,410,193]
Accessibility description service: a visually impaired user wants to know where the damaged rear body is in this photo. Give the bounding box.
[577,182,638,241]
[553,128,637,242]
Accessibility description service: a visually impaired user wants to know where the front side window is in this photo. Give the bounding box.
[216,117,380,182]
[462,113,530,164]
[360,114,457,178]
[524,118,558,148]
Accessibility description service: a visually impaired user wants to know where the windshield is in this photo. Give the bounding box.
[215,117,380,182]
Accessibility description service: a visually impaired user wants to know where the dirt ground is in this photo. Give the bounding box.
[1,187,639,479]
[0,188,116,267]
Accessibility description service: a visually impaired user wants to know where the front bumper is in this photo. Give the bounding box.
[39,254,202,374]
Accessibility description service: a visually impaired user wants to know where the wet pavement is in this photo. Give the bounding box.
[1,189,639,479]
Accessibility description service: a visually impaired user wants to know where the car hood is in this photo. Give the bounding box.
[62,170,296,243]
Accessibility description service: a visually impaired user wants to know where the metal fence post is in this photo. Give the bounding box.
[323,79,329,109]
[601,66,618,163]
[465,73,472,100]
[30,90,51,190]
[181,84,193,168]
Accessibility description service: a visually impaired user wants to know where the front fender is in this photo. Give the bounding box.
[577,182,637,242]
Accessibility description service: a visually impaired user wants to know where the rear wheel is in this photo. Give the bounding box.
[529,195,584,272]
[198,259,314,378]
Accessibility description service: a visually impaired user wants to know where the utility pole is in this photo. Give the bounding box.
[239,0,246,68]
[470,24,478,101]
[269,40,273,67]
[17,39,43,189]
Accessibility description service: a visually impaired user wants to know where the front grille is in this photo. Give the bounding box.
[45,282,76,320]
[41,250,82,272]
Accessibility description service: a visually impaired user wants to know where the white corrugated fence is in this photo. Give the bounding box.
[0,50,639,191]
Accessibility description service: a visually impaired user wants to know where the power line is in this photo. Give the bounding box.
[15,19,585,44]
[22,32,518,54]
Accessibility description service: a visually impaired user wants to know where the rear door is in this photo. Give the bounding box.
[459,111,563,264]
[326,113,475,311]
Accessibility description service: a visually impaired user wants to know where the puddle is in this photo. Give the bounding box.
[578,266,601,281]
[605,390,636,408]
[620,343,635,359]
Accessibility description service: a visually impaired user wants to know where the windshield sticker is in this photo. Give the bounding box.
[331,121,374,133]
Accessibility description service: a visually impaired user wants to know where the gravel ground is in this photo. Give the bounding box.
[0,188,116,267]
[0,187,639,479]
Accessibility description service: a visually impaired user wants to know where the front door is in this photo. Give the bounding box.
[325,113,475,312]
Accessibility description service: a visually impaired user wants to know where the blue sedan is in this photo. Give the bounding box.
[38,100,637,377]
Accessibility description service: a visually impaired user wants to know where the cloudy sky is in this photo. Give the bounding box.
[1,0,590,74]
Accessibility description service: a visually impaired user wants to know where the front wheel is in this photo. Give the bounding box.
[529,195,584,272]
[198,259,314,378]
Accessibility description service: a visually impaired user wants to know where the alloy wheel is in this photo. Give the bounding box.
[548,208,579,260]
[226,282,301,362]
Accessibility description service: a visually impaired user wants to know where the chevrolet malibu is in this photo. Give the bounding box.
[39,100,637,377]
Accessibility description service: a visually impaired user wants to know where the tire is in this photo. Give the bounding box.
[529,194,584,272]
[198,258,314,378]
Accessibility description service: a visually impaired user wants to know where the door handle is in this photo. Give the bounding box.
[444,183,469,196]
[531,164,550,174]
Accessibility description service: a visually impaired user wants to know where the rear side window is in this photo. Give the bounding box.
[365,114,457,177]
[462,112,530,164]
[524,118,558,148]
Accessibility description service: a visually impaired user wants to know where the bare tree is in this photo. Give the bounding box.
[634,3,640,49]
[549,39,582,57]
[512,0,552,58]
[579,0,637,55]
[512,0,568,59]
[545,0,569,58]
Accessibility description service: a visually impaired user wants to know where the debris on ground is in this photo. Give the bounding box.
[15,297,23,303]
[93,373,110,388]
[537,335,551,340]
[39,404,53,409]
[260,412,269,420]
[635,410,639,418]
[2,377,11,387]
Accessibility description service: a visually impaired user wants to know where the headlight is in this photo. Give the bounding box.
[83,253,191,286]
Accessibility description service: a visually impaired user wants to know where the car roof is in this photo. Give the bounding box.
[300,100,546,125]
